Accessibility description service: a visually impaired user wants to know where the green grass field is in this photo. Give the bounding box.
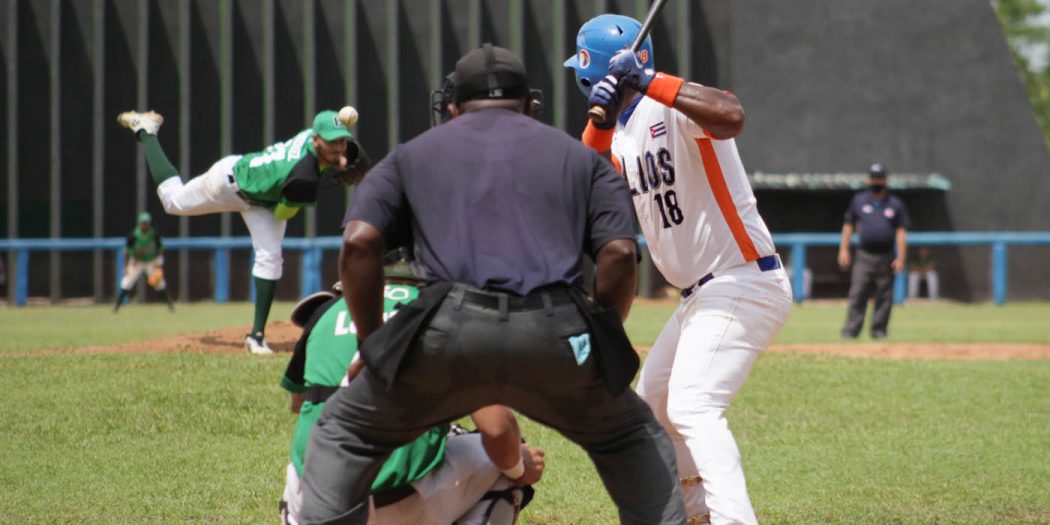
[1,301,1049,523]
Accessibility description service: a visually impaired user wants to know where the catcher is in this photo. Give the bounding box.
[113,212,175,312]
[279,268,543,525]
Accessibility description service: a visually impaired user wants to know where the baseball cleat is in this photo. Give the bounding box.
[245,331,274,355]
[116,110,164,136]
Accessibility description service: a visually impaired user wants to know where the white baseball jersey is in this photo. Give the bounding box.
[610,96,775,288]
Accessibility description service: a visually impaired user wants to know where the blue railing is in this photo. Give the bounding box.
[776,232,1050,305]
[0,236,343,307]
[2,232,1050,306]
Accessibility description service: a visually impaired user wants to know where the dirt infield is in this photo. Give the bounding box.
[15,322,1050,360]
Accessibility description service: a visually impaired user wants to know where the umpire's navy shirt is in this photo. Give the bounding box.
[844,190,911,252]
[346,107,637,295]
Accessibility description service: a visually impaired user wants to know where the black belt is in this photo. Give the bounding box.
[681,254,782,299]
[305,385,339,404]
[859,245,894,254]
[227,174,260,206]
[372,483,417,508]
[453,285,574,312]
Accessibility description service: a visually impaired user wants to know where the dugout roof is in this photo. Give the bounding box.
[748,172,953,192]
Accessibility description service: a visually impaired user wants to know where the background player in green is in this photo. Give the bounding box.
[116,108,369,354]
[113,211,175,312]
[279,274,544,524]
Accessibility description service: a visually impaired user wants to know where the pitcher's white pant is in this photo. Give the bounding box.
[282,433,518,525]
[907,270,939,299]
[637,260,792,525]
[121,257,166,291]
[155,155,286,280]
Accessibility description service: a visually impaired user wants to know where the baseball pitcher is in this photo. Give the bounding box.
[567,14,793,525]
[113,211,175,312]
[279,277,542,525]
[117,108,368,354]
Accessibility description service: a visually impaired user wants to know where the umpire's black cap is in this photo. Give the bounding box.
[453,43,529,103]
[868,162,888,178]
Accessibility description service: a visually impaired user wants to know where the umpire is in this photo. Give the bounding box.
[299,44,686,525]
[838,163,911,339]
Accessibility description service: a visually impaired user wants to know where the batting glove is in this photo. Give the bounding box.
[587,75,622,130]
[608,49,655,94]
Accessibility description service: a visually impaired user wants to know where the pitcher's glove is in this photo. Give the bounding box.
[330,140,371,186]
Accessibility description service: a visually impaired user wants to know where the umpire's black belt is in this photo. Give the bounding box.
[451,285,575,313]
[681,254,782,299]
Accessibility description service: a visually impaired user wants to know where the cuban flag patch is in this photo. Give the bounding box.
[650,121,667,138]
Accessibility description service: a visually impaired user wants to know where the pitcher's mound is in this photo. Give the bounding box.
[20,325,1050,360]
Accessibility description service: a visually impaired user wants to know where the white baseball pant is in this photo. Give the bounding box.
[907,270,939,299]
[120,257,166,291]
[281,433,519,525]
[155,155,286,280]
[636,260,792,525]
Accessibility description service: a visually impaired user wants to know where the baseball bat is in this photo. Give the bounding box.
[588,0,672,124]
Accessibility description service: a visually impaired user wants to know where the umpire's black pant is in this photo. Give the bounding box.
[842,248,896,337]
[299,285,686,525]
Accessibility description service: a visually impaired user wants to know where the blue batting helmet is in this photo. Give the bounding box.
[563,14,655,97]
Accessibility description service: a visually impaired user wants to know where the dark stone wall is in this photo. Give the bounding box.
[704,0,1050,300]
[2,0,1048,301]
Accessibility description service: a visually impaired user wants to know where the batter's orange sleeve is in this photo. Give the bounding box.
[581,122,614,152]
[647,73,685,107]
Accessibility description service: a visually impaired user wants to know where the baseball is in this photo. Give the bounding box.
[338,105,358,127]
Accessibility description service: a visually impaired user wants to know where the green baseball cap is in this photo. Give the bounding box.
[137,212,152,223]
[312,110,354,141]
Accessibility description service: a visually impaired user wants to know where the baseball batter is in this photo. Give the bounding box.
[113,211,175,312]
[566,14,793,525]
[117,109,368,354]
[279,278,542,525]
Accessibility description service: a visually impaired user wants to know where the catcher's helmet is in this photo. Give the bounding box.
[563,14,654,97]
[430,71,545,127]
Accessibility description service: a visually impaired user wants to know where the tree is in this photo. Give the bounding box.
[993,0,1050,148]
[994,0,1050,147]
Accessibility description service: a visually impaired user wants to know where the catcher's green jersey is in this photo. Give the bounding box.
[232,129,322,208]
[126,227,162,262]
[287,284,448,493]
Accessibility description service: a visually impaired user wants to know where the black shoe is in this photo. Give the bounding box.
[871,331,887,340]
[841,329,858,340]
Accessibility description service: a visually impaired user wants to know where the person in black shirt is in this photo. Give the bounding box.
[298,45,686,525]
[838,163,911,339]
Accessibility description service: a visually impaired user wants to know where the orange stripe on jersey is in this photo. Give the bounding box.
[696,138,760,262]
[610,154,623,175]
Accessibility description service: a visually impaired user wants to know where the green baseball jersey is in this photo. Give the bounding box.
[283,284,448,493]
[232,129,323,208]
[125,227,162,262]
